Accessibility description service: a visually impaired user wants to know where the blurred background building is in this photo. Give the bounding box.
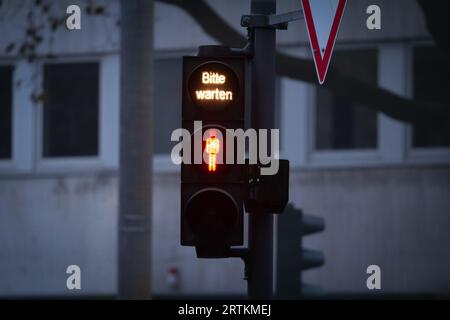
[0,0,449,297]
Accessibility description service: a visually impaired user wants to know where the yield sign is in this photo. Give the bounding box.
[301,0,347,84]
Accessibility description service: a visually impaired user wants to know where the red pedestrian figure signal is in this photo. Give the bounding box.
[205,130,220,172]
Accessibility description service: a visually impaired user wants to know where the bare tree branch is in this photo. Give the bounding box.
[159,0,450,128]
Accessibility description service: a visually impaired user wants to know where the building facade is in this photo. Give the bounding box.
[0,0,449,297]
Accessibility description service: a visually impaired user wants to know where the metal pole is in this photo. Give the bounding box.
[118,0,154,299]
[248,0,276,299]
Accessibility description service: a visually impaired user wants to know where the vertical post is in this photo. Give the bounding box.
[118,0,154,299]
[248,0,276,299]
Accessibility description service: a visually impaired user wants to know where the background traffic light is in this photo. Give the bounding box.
[276,204,325,298]
[181,46,247,251]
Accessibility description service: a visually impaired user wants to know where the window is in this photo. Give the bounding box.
[412,45,450,147]
[0,66,13,160]
[154,58,182,155]
[43,62,99,157]
[315,49,378,150]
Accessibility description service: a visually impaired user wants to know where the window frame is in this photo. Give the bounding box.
[307,43,382,167]
[280,42,450,170]
[34,55,119,173]
[404,41,450,164]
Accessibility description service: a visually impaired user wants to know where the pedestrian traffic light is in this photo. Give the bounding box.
[181,46,246,252]
[276,204,325,298]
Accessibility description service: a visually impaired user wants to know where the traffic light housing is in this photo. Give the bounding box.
[181,46,246,250]
[276,204,325,298]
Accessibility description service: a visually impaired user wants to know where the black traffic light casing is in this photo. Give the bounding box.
[245,160,290,213]
[181,47,247,248]
[276,204,325,298]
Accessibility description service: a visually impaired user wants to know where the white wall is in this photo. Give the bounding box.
[0,173,118,297]
[2,166,449,296]
[0,173,246,297]
[295,166,450,294]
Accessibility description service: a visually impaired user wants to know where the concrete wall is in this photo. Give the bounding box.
[0,173,118,296]
[1,165,449,296]
[294,166,450,294]
[0,172,246,297]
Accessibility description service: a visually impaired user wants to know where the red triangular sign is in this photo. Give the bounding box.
[301,0,347,84]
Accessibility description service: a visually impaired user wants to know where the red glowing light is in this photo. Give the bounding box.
[205,130,220,172]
